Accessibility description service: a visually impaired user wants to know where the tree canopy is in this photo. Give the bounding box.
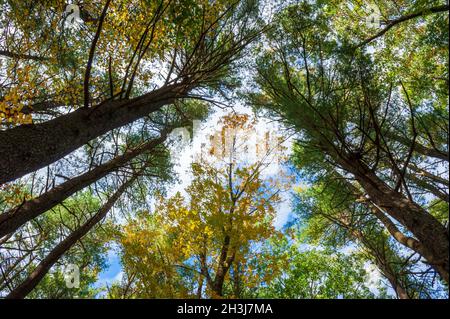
[0,0,448,299]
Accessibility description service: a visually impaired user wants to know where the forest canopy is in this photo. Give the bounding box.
[0,0,448,299]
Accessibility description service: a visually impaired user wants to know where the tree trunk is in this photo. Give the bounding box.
[211,235,231,297]
[376,260,410,299]
[196,274,203,299]
[0,133,167,238]
[369,204,426,257]
[341,175,429,262]
[407,163,449,187]
[0,83,186,184]
[341,157,449,283]
[6,176,135,299]
[340,217,411,299]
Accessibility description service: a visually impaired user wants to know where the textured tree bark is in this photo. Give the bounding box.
[341,173,447,284]
[369,204,426,256]
[211,235,231,297]
[209,235,236,297]
[340,157,449,283]
[0,83,186,185]
[6,176,135,299]
[0,133,167,238]
[342,176,429,260]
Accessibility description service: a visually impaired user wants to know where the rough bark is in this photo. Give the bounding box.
[209,235,236,297]
[369,204,426,257]
[341,157,449,283]
[0,83,187,185]
[6,176,135,299]
[0,133,167,238]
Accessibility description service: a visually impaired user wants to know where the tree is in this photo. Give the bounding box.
[4,149,167,299]
[0,133,167,238]
[0,100,208,238]
[0,0,262,184]
[115,160,285,298]
[0,103,185,298]
[0,191,108,298]
[294,175,448,299]
[115,112,290,298]
[249,1,449,282]
[256,238,375,299]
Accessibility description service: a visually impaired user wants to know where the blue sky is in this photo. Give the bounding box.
[93,104,394,297]
[94,104,298,291]
[95,247,122,295]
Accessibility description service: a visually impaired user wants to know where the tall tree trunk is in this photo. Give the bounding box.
[196,274,203,299]
[340,157,449,283]
[232,263,242,298]
[6,175,136,299]
[374,259,410,299]
[0,83,186,184]
[369,204,426,257]
[0,133,167,238]
[341,176,429,264]
[337,215,411,299]
[211,235,231,297]
[210,235,236,298]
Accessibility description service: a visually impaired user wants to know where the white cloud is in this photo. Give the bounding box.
[166,104,294,229]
